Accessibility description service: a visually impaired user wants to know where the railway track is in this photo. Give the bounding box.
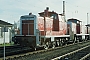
[0,45,33,58]
[52,45,90,60]
[80,53,90,60]
[0,40,89,60]
[0,45,19,50]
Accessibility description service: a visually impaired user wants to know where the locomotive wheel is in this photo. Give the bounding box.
[52,42,56,49]
[44,42,49,49]
[57,41,60,46]
[34,48,37,51]
[14,42,18,44]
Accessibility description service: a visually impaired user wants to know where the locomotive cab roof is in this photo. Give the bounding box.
[38,11,58,17]
[38,7,65,21]
[38,7,61,18]
[20,13,36,19]
[67,18,81,22]
[86,24,90,27]
[67,18,82,24]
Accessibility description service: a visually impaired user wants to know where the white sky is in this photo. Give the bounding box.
[0,0,90,25]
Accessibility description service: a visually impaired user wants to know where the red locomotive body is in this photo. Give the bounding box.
[37,17,67,36]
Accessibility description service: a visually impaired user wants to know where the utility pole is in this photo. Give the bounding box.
[63,1,65,16]
[4,26,5,60]
[63,1,66,22]
[44,16,46,44]
[87,13,89,25]
[87,13,89,34]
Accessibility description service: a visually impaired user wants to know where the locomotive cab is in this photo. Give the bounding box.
[13,13,40,48]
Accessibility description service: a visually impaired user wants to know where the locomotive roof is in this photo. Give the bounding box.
[38,7,59,17]
[21,14,35,17]
[39,11,58,15]
[86,24,90,27]
[67,18,81,22]
[0,20,12,27]
[38,11,58,17]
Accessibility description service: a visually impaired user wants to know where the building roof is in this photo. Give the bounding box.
[0,20,12,27]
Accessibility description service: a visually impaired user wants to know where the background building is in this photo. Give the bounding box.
[0,20,12,44]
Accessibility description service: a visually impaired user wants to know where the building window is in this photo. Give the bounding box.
[0,28,3,37]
